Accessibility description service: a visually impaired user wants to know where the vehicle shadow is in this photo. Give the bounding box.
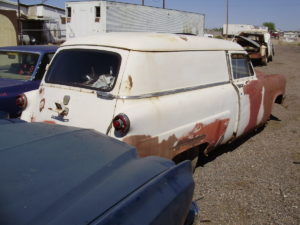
[196,125,265,167]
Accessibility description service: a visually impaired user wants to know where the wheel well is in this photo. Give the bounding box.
[172,143,208,164]
[275,95,284,104]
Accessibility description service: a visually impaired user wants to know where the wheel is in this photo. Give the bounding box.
[268,55,273,62]
[261,55,268,66]
[191,156,199,172]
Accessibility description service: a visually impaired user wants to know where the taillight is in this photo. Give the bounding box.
[113,113,130,136]
[16,94,27,109]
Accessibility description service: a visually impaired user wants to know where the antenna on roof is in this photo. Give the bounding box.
[41,0,48,4]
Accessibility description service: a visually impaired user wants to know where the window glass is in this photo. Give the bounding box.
[95,6,101,17]
[231,54,253,79]
[35,53,54,80]
[67,7,71,17]
[0,51,39,80]
[45,49,121,92]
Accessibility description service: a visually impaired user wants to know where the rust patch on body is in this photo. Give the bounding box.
[125,75,133,90]
[243,71,286,135]
[39,87,44,95]
[127,75,133,90]
[30,115,36,122]
[179,36,188,41]
[43,120,56,124]
[39,98,45,112]
[243,80,263,134]
[123,119,229,160]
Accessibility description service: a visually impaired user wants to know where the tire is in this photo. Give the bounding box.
[261,55,268,66]
[191,156,199,172]
[268,55,273,62]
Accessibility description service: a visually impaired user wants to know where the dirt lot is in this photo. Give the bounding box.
[193,41,300,225]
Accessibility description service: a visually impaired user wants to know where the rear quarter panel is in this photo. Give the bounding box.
[113,50,239,159]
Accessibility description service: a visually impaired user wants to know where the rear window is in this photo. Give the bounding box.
[45,49,121,92]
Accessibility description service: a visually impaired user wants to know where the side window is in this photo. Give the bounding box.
[35,53,54,80]
[95,6,100,22]
[67,7,71,18]
[231,54,254,79]
[95,6,101,18]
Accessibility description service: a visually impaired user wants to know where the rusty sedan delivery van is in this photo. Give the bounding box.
[20,33,286,163]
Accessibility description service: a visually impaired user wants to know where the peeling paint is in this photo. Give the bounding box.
[180,36,188,41]
[30,115,36,122]
[39,87,45,95]
[243,80,263,134]
[125,75,133,90]
[123,119,229,159]
[39,98,45,112]
[243,71,286,134]
[43,120,56,124]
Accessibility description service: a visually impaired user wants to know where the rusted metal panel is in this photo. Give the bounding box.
[241,71,286,135]
[123,119,230,160]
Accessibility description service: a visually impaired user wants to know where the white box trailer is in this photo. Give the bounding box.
[65,1,205,39]
[223,24,268,36]
[223,24,256,36]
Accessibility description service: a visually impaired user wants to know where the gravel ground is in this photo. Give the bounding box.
[192,41,300,225]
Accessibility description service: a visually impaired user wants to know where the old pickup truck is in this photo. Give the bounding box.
[20,32,286,165]
[234,30,274,65]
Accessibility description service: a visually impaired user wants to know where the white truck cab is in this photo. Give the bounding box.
[21,33,286,163]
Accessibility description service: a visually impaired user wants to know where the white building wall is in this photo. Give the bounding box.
[0,0,28,15]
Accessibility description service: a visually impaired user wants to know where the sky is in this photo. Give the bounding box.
[12,0,300,31]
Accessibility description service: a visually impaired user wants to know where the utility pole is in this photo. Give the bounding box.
[225,0,229,39]
[163,0,165,8]
[17,0,23,45]
[141,0,144,6]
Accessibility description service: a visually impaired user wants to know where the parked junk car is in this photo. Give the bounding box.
[0,45,58,118]
[20,32,286,165]
[0,120,196,225]
[234,30,274,65]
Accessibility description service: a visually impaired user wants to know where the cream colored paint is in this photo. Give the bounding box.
[0,14,17,47]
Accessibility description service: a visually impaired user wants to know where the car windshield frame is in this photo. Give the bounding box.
[0,51,40,81]
[45,49,122,92]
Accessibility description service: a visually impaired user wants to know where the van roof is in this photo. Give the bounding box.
[62,32,244,52]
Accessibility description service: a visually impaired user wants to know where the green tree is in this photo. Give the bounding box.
[263,22,276,32]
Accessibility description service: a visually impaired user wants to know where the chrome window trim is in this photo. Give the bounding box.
[97,81,230,100]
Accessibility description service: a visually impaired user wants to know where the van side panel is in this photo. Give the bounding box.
[118,51,230,96]
[114,51,239,159]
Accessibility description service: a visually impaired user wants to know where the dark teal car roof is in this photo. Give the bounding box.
[0,122,194,225]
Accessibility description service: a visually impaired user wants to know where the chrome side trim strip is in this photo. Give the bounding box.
[97,81,230,100]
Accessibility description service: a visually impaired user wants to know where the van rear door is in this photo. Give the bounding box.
[31,46,128,133]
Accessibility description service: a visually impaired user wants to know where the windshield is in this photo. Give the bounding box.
[45,49,121,92]
[0,51,39,80]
